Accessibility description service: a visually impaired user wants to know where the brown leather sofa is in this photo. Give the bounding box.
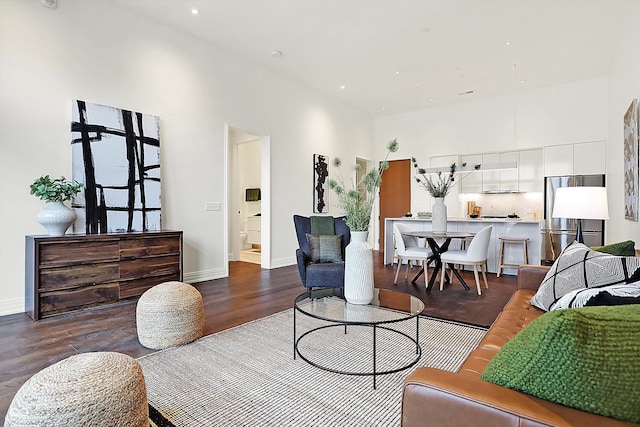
[401,265,639,427]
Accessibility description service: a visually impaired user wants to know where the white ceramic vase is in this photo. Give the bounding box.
[344,230,374,305]
[36,201,77,236]
[432,197,447,233]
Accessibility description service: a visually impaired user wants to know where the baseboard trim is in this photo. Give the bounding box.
[0,297,25,317]
[270,256,296,269]
[183,267,227,284]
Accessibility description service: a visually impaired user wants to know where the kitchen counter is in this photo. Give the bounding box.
[384,217,542,275]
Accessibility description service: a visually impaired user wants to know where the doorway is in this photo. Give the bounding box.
[226,125,271,271]
[378,159,412,250]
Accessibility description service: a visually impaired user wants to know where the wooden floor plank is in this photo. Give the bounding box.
[0,252,517,421]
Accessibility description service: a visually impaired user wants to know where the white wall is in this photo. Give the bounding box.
[0,1,373,315]
[606,1,640,246]
[374,77,609,217]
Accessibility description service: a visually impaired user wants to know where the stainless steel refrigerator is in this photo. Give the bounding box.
[541,175,605,265]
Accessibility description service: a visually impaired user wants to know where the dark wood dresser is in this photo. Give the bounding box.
[25,230,183,320]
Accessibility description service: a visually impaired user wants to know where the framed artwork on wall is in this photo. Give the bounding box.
[71,100,162,233]
[624,99,638,222]
[313,154,329,213]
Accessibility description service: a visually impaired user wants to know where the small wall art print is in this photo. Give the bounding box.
[313,154,329,213]
[71,100,161,233]
[624,99,639,221]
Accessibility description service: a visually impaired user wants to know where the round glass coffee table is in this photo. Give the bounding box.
[293,287,424,389]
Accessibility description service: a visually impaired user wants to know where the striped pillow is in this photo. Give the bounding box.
[306,234,343,263]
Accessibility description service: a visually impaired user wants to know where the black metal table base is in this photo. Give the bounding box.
[293,310,421,390]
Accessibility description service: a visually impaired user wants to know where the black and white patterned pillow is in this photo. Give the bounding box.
[550,281,640,310]
[531,241,640,311]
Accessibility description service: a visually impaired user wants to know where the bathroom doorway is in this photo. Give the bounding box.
[226,125,271,269]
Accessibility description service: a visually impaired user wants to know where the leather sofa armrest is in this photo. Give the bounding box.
[402,368,634,427]
[517,265,550,291]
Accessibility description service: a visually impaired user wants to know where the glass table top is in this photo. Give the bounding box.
[294,288,424,325]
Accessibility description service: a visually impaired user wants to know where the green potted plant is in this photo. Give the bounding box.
[30,175,83,236]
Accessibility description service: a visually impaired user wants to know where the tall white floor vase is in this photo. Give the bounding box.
[344,230,374,305]
[432,197,447,233]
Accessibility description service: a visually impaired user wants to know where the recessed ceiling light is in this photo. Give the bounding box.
[429,98,434,102]
[520,79,526,84]
[271,50,283,57]
[395,71,400,75]
[505,40,512,46]
[340,85,346,90]
[191,8,199,15]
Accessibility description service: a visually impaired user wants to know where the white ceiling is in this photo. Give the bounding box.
[114,0,632,117]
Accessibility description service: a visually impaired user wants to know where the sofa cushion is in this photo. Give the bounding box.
[591,240,636,256]
[480,305,640,423]
[531,241,640,311]
[551,281,640,310]
[306,234,343,263]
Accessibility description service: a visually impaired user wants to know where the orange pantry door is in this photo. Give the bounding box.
[379,159,411,250]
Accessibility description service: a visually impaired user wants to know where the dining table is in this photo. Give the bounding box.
[405,230,475,291]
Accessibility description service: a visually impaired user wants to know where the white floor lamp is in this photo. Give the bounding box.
[552,186,609,243]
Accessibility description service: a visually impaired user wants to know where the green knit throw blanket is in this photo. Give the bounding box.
[481,305,640,423]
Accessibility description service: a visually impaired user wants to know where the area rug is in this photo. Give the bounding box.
[139,308,486,427]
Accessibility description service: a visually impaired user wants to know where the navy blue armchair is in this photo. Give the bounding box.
[293,215,351,289]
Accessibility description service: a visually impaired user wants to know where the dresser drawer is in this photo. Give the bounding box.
[39,263,119,291]
[119,254,181,280]
[39,282,120,318]
[120,236,181,259]
[39,240,119,266]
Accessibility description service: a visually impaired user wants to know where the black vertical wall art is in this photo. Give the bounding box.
[71,100,161,233]
[313,154,329,213]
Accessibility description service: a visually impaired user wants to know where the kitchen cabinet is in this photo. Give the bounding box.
[518,148,543,192]
[544,142,605,177]
[573,141,606,175]
[459,154,483,193]
[25,231,183,320]
[499,151,519,192]
[482,153,500,192]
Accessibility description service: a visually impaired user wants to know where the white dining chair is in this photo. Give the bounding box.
[439,225,493,295]
[393,223,433,285]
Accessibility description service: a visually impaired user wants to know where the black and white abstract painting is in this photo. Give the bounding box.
[71,100,161,233]
[313,154,329,213]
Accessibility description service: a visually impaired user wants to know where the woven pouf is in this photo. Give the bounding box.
[4,352,148,427]
[136,281,204,350]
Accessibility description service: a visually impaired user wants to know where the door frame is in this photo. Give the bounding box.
[224,124,271,273]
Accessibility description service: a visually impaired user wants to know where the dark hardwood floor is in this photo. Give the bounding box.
[0,251,517,421]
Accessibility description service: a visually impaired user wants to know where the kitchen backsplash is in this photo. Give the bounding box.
[458,192,543,219]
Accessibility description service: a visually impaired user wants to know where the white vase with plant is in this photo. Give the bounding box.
[412,159,479,233]
[328,139,399,304]
[30,175,83,236]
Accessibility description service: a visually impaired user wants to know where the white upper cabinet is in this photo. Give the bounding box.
[482,153,500,192]
[518,149,544,192]
[459,154,483,193]
[499,151,519,192]
[543,144,574,176]
[573,141,606,175]
[544,141,606,176]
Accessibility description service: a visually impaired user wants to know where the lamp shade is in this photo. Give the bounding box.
[552,187,609,220]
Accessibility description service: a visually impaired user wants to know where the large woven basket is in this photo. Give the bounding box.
[5,352,148,427]
[136,281,204,349]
